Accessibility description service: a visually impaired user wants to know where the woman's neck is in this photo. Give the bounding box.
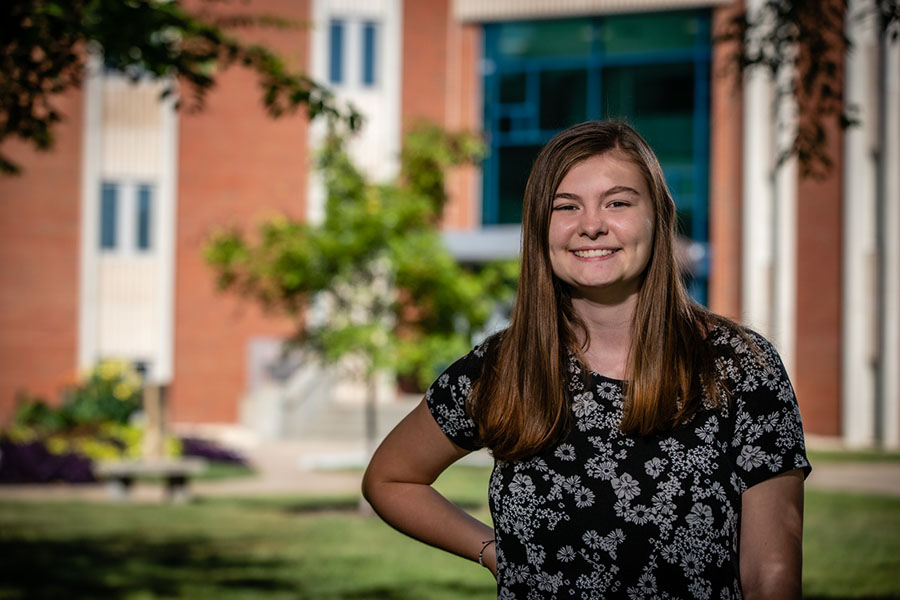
[571,294,637,380]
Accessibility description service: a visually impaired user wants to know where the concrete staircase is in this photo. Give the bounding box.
[285,396,419,441]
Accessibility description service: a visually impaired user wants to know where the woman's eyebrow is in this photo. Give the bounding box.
[601,185,641,198]
[554,185,641,200]
[553,192,581,200]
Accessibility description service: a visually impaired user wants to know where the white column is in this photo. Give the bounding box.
[842,1,880,446]
[773,131,797,376]
[156,87,179,384]
[307,0,330,225]
[766,50,799,372]
[741,1,799,375]
[741,23,775,338]
[880,31,900,448]
[78,56,103,372]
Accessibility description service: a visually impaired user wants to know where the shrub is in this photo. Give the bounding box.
[13,360,143,433]
[0,438,95,484]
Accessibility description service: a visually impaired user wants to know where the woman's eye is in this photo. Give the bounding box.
[553,204,577,211]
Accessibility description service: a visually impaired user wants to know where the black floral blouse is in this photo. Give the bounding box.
[426,326,811,600]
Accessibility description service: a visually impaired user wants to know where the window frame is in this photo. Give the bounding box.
[361,20,379,87]
[98,180,156,255]
[480,10,711,302]
[329,19,345,85]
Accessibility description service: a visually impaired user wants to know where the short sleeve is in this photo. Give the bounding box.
[721,330,812,492]
[424,343,488,452]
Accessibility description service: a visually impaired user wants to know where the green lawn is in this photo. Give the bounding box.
[803,489,900,599]
[0,465,898,599]
[807,448,900,464]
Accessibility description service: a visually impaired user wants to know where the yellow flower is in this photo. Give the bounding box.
[46,436,69,455]
[123,371,143,392]
[6,426,37,443]
[113,382,134,401]
[97,359,127,382]
[166,437,183,458]
[78,438,120,460]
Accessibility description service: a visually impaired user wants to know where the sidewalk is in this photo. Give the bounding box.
[804,461,900,497]
[1,439,899,502]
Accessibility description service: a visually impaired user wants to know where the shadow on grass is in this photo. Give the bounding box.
[195,495,360,514]
[338,579,492,600]
[195,495,486,515]
[0,537,299,599]
[0,536,496,600]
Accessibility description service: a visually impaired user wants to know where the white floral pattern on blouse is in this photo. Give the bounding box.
[426,326,811,599]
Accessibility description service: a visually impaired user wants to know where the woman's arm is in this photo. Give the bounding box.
[739,468,805,600]
[362,399,497,576]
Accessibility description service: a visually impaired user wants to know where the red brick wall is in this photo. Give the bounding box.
[170,0,311,423]
[794,114,843,437]
[442,23,482,230]
[708,4,743,321]
[401,0,481,230]
[792,1,844,437]
[0,91,83,423]
[402,0,450,129]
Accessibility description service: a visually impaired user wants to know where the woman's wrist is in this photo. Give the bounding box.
[478,538,495,567]
[477,537,498,578]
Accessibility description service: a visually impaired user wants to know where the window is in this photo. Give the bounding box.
[328,18,381,88]
[100,182,118,250]
[482,10,711,301]
[362,21,378,86]
[329,19,344,84]
[136,184,153,251]
[98,181,156,253]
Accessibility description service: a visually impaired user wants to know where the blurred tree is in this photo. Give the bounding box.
[0,0,359,174]
[205,123,518,452]
[719,0,899,178]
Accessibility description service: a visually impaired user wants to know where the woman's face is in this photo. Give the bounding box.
[547,150,655,302]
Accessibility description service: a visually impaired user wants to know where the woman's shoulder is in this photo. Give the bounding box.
[424,332,505,451]
[703,319,794,401]
[706,319,783,363]
[431,330,504,386]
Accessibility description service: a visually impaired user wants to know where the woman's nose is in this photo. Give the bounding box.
[578,208,607,238]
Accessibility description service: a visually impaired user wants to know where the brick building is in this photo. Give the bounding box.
[1,0,898,447]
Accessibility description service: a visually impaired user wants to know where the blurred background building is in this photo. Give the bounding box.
[1,0,897,448]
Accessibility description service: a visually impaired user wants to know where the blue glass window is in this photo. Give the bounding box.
[362,21,378,86]
[136,184,153,251]
[100,182,118,250]
[482,9,711,302]
[329,20,344,84]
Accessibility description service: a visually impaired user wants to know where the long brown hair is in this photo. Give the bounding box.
[469,120,727,461]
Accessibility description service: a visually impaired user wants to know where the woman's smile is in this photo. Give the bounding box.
[571,247,619,259]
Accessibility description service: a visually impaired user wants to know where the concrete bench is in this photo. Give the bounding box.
[95,458,207,502]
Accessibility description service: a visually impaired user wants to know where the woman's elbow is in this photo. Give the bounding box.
[742,565,801,600]
[360,463,381,505]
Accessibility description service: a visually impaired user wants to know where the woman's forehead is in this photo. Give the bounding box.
[555,151,649,193]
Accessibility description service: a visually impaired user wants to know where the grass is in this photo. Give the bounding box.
[0,497,495,600]
[0,465,897,599]
[807,448,900,464]
[803,489,900,599]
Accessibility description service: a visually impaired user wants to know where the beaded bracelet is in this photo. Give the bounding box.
[478,539,496,567]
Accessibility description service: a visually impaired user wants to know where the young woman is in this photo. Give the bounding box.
[362,120,810,599]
